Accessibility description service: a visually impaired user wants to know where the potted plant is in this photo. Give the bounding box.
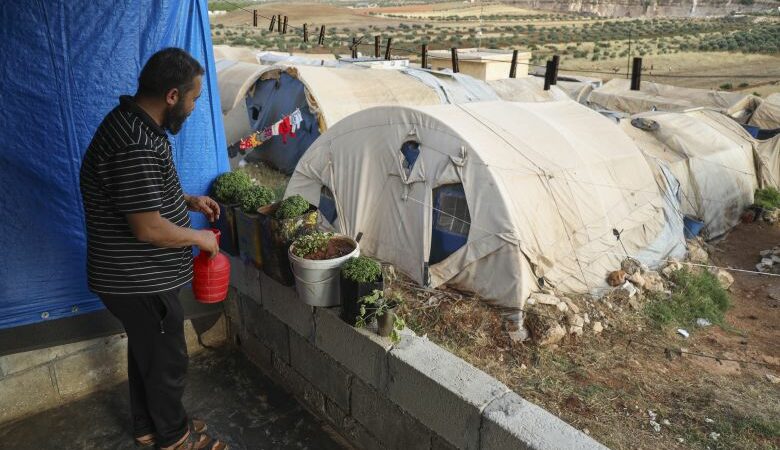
[340,256,383,325]
[210,171,252,256]
[258,195,318,286]
[355,291,406,343]
[235,185,275,268]
[288,231,359,307]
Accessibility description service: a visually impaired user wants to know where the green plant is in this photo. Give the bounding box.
[291,231,333,258]
[342,256,382,284]
[754,187,780,210]
[238,185,275,214]
[720,83,733,90]
[211,171,252,204]
[645,268,730,329]
[275,195,310,219]
[355,290,406,343]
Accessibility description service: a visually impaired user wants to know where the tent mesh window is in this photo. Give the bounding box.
[430,184,470,265]
[401,141,420,176]
[319,186,338,225]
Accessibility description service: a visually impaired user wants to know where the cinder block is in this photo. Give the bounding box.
[239,331,273,369]
[342,417,386,450]
[314,307,392,389]
[432,434,459,450]
[53,336,128,397]
[260,272,314,340]
[480,392,608,450]
[240,294,290,363]
[0,365,59,423]
[223,288,242,333]
[351,377,432,450]
[0,336,115,377]
[289,330,352,411]
[387,335,509,450]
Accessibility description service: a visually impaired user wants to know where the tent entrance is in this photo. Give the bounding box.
[430,184,470,265]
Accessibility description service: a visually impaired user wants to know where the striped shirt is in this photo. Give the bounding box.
[79,96,193,295]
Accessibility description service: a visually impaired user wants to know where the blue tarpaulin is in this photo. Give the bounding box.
[0,1,228,329]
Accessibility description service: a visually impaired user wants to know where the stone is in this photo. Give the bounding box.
[607,270,627,287]
[592,322,604,334]
[766,374,780,384]
[538,324,566,346]
[696,318,712,327]
[650,421,661,432]
[762,258,775,267]
[557,302,569,313]
[530,293,560,306]
[583,313,591,325]
[628,298,641,311]
[687,242,709,264]
[760,249,773,257]
[569,325,584,337]
[643,271,666,293]
[711,269,734,290]
[563,298,580,315]
[628,272,646,289]
[773,255,780,264]
[621,258,642,275]
[620,281,638,298]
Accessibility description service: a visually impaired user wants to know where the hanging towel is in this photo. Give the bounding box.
[278,116,295,144]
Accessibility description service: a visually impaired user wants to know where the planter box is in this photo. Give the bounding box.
[340,274,384,326]
[236,209,263,268]
[213,201,239,256]
[289,235,360,307]
[258,202,318,286]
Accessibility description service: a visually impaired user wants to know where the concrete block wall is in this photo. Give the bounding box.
[227,257,609,450]
[0,313,226,424]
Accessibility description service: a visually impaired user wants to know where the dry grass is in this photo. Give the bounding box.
[238,162,291,200]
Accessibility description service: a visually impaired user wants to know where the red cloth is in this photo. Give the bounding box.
[278,116,295,144]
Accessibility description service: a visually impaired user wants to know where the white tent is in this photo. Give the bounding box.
[620,109,759,239]
[588,79,759,122]
[286,100,685,311]
[749,96,780,130]
[487,76,569,102]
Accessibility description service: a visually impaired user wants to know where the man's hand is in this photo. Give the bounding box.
[197,229,220,259]
[185,195,220,222]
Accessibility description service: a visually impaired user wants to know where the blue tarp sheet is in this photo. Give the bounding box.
[0,0,228,329]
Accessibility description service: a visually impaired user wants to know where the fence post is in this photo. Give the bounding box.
[282,16,288,34]
[421,44,428,69]
[253,10,257,27]
[318,25,325,46]
[551,55,560,85]
[384,37,392,60]
[352,37,358,59]
[451,47,459,73]
[509,49,518,78]
[374,35,380,58]
[303,23,308,43]
[543,60,553,91]
[269,15,276,32]
[630,57,643,91]
[277,14,282,33]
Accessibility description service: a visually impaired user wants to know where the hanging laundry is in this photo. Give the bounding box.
[278,116,296,144]
[290,109,303,134]
[238,132,263,151]
[262,127,273,140]
[271,121,280,136]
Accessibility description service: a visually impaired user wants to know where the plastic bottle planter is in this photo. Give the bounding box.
[257,202,318,286]
[340,273,384,326]
[212,201,239,256]
[236,208,263,269]
[289,235,359,307]
[193,229,231,304]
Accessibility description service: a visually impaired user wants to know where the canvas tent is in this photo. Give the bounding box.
[487,76,569,102]
[749,96,780,131]
[286,100,686,311]
[588,79,759,121]
[620,109,759,239]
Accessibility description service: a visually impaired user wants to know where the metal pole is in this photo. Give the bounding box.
[352,37,358,59]
[253,10,257,27]
[421,44,428,70]
[268,15,276,32]
[630,57,643,91]
[626,29,632,79]
[551,55,560,85]
[384,37,392,60]
[451,47,459,73]
[374,35,380,58]
[277,14,282,33]
[543,60,553,91]
[303,23,308,43]
[318,25,325,46]
[282,16,288,34]
[509,49,518,78]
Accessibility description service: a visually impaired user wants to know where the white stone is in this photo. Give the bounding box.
[762,258,775,267]
[592,322,604,334]
[538,324,566,346]
[569,325,584,337]
[766,373,780,384]
[563,298,580,314]
[531,293,561,306]
[628,272,646,289]
[677,329,689,338]
[650,421,661,432]
[557,302,568,313]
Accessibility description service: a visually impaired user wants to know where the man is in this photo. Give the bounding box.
[80,48,227,450]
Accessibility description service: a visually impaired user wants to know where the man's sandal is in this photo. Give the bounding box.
[172,430,228,450]
[133,419,209,448]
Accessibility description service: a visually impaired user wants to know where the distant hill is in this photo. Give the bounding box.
[506,0,778,17]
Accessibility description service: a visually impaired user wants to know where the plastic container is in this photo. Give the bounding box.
[212,202,239,256]
[288,236,359,307]
[193,229,231,304]
[340,273,383,326]
[683,216,705,240]
[258,202,318,286]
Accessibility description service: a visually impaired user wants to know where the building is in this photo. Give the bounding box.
[427,48,531,81]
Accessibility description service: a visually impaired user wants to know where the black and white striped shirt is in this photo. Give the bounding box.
[80,96,193,295]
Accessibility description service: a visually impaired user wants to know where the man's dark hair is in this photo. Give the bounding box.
[137,48,205,98]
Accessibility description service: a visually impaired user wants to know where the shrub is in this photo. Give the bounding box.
[738,82,749,88]
[754,187,780,210]
[275,194,310,219]
[291,231,332,258]
[238,185,275,214]
[645,269,730,329]
[720,83,733,90]
[211,171,252,204]
[342,256,382,283]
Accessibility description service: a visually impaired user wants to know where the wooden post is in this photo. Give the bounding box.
[277,14,282,33]
[352,37,358,59]
[318,25,325,46]
[551,55,560,85]
[543,60,553,91]
[253,10,257,27]
[303,23,308,43]
[282,16,288,34]
[374,35,381,58]
[421,44,428,69]
[268,15,276,32]
[509,49,518,78]
[451,47,459,73]
[384,37,392,60]
[630,57,643,91]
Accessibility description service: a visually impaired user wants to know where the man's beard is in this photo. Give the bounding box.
[163,100,190,135]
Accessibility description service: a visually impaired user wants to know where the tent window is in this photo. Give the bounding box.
[319,186,337,225]
[250,106,260,120]
[430,184,470,265]
[400,141,420,176]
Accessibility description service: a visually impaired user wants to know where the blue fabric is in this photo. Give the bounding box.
[430,184,469,265]
[0,0,227,329]
[245,73,320,174]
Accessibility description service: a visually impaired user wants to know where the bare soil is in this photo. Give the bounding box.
[304,238,355,260]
